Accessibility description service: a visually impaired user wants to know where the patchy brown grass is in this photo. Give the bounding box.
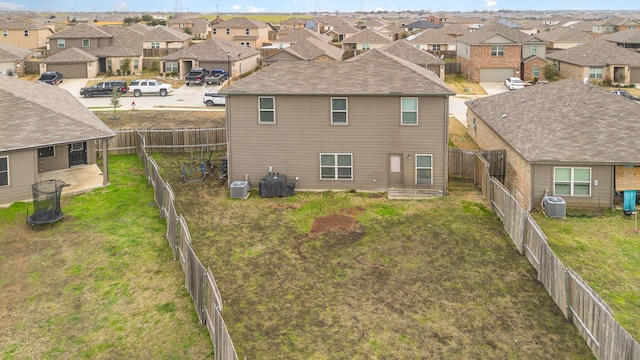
[94,110,226,129]
[446,73,488,95]
[449,116,480,150]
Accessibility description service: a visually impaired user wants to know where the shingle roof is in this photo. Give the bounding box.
[547,39,640,66]
[342,28,391,44]
[0,42,31,60]
[457,23,545,45]
[275,37,344,61]
[405,20,444,29]
[332,24,359,35]
[190,18,209,34]
[466,79,640,163]
[406,28,456,45]
[536,27,594,43]
[282,17,306,25]
[0,18,52,30]
[143,26,192,42]
[274,28,331,44]
[162,37,259,61]
[378,40,444,66]
[601,28,640,45]
[212,17,268,29]
[43,47,97,63]
[223,49,453,96]
[0,76,115,152]
[48,23,112,39]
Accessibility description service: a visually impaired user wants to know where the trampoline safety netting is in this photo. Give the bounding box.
[26,179,66,226]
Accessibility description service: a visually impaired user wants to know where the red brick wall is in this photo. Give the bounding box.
[459,44,522,82]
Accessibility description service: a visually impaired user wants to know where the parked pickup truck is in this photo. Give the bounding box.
[205,69,228,85]
[128,79,173,97]
[184,68,209,86]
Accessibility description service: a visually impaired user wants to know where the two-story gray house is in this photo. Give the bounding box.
[221,49,454,196]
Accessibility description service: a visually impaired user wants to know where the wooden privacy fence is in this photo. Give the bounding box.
[448,148,505,184]
[135,131,238,360]
[456,152,640,360]
[101,128,227,155]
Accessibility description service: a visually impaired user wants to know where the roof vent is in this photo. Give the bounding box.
[501,114,507,118]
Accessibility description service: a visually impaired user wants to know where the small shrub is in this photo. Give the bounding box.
[542,63,558,81]
[602,76,613,86]
[116,69,121,75]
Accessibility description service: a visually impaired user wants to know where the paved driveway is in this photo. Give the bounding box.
[479,82,509,95]
[59,78,224,111]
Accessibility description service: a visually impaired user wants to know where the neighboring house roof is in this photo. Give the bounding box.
[378,40,445,66]
[441,23,472,37]
[0,76,115,152]
[559,20,596,32]
[275,28,331,44]
[0,18,53,30]
[212,17,268,29]
[128,23,153,34]
[48,23,112,39]
[162,37,259,61]
[267,37,344,61]
[282,17,306,26]
[405,20,443,30]
[223,48,453,95]
[601,28,640,45]
[466,79,640,164]
[457,23,545,45]
[43,47,98,63]
[190,18,209,34]
[167,17,193,25]
[342,28,392,44]
[536,27,594,43]
[596,16,640,27]
[406,28,457,45]
[361,17,388,29]
[547,38,640,66]
[331,24,359,35]
[93,25,145,57]
[379,23,403,34]
[0,42,31,60]
[143,26,192,42]
[315,16,356,27]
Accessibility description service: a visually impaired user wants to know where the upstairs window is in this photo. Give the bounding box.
[259,97,275,124]
[491,45,504,56]
[213,28,217,35]
[23,30,29,37]
[530,44,537,52]
[401,98,418,125]
[82,39,90,47]
[331,98,348,125]
[151,42,160,49]
[226,28,230,35]
[432,44,441,51]
[2,30,7,37]
[245,28,250,35]
[57,39,65,48]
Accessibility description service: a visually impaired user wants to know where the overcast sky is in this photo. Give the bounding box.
[0,0,638,14]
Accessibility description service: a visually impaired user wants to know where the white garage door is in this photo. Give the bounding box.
[630,67,640,84]
[479,68,515,82]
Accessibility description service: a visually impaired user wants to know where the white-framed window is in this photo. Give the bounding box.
[213,28,217,35]
[432,44,440,51]
[107,60,112,71]
[57,39,65,48]
[491,45,504,56]
[530,44,537,52]
[533,66,540,78]
[23,30,29,37]
[133,59,139,70]
[38,146,55,158]
[245,28,250,35]
[82,39,90,47]
[554,167,591,196]
[589,67,603,79]
[259,97,275,124]
[2,30,7,37]
[320,153,353,180]
[0,156,8,186]
[401,97,418,125]
[362,43,370,50]
[331,98,348,125]
[226,28,230,35]
[416,154,433,185]
[151,42,160,49]
[165,61,178,72]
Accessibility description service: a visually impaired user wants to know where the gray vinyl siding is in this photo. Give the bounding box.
[0,150,37,205]
[227,94,448,192]
[532,164,613,208]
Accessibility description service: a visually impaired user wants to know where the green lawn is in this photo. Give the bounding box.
[532,208,640,340]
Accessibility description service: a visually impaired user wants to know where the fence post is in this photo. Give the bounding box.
[521,213,528,254]
[565,267,572,321]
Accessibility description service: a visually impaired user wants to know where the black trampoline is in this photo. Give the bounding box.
[27,179,65,226]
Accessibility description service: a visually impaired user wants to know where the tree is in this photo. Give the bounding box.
[119,58,132,76]
[141,14,154,23]
[183,27,193,35]
[542,63,558,81]
[148,60,160,74]
[110,88,121,120]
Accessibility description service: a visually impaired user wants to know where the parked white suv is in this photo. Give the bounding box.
[128,79,173,97]
[203,90,226,106]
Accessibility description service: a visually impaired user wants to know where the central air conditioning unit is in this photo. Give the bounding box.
[543,196,566,219]
[230,181,250,199]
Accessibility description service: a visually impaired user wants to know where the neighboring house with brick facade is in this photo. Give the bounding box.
[0,41,31,75]
[211,17,269,49]
[466,79,640,211]
[456,23,547,82]
[547,39,640,84]
[221,49,454,196]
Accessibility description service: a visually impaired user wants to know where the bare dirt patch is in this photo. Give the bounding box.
[95,110,226,129]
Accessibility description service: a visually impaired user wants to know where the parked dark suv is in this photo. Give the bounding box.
[184,68,209,86]
[80,81,128,97]
[38,71,63,85]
